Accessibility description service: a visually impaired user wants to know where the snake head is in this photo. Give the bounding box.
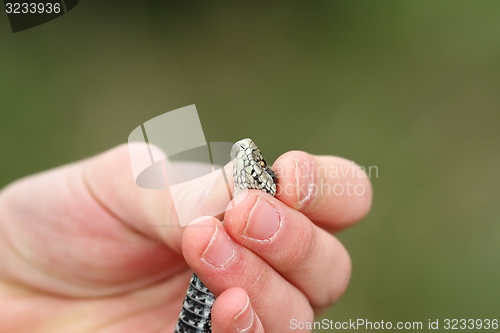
[230,138,278,197]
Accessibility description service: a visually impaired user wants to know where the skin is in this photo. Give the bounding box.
[0,144,372,333]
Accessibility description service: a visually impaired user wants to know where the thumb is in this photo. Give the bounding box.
[83,143,234,253]
[0,144,233,297]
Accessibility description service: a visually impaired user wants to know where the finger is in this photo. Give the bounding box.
[273,151,373,231]
[211,287,264,333]
[182,217,314,332]
[225,190,351,309]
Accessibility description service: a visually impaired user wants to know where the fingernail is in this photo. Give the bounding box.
[227,190,249,213]
[296,159,314,207]
[244,196,280,240]
[202,225,235,267]
[189,216,213,226]
[232,190,249,206]
[233,295,254,332]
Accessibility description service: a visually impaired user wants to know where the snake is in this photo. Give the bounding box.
[174,138,278,333]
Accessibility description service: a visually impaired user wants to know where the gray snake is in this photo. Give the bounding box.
[174,138,278,333]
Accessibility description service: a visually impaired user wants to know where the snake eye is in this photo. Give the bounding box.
[258,160,266,168]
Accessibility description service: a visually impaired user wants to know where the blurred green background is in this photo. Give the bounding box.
[1,1,499,331]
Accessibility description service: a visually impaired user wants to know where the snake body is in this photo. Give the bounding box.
[174,138,277,333]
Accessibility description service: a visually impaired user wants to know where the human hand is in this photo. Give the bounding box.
[0,144,371,333]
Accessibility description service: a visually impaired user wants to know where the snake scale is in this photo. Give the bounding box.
[174,138,278,333]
